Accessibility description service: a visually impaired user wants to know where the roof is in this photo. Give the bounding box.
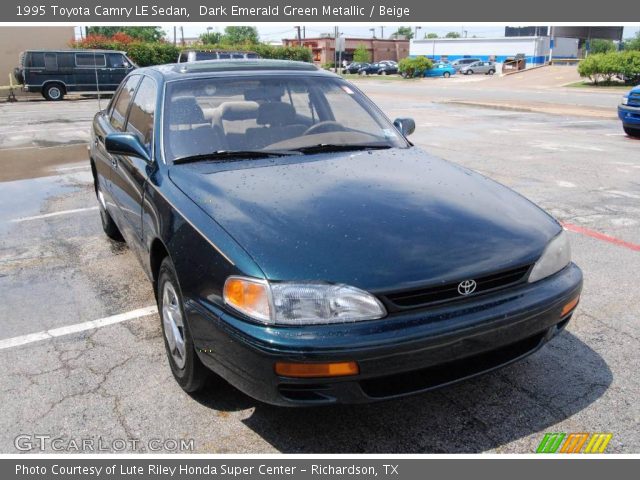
[150,59,327,80]
[21,49,126,54]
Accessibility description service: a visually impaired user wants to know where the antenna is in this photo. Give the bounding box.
[93,50,102,110]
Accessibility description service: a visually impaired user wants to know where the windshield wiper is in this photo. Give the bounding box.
[290,144,393,155]
[173,149,301,165]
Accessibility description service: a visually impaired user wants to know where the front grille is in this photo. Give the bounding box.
[629,92,640,107]
[383,264,532,311]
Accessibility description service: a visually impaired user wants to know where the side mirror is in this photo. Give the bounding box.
[105,133,151,163]
[393,117,416,137]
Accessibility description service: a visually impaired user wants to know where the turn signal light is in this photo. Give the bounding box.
[223,277,271,322]
[561,296,580,316]
[275,361,359,378]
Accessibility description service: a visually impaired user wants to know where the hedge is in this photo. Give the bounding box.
[398,56,433,78]
[70,36,313,66]
[578,51,640,85]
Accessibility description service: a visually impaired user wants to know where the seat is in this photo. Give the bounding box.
[245,102,306,149]
[167,96,227,159]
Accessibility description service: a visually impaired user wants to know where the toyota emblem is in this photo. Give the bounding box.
[457,279,477,296]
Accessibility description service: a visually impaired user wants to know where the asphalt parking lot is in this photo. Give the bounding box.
[0,76,638,453]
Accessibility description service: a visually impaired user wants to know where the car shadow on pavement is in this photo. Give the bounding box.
[191,330,611,453]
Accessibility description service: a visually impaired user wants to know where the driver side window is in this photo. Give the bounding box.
[110,75,141,131]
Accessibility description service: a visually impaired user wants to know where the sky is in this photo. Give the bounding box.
[175,25,640,42]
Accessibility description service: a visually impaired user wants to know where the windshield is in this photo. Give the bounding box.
[163,75,408,162]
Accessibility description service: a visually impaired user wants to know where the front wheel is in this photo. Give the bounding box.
[488,69,495,75]
[466,70,473,75]
[623,125,640,138]
[380,70,387,75]
[158,257,209,393]
[443,72,451,78]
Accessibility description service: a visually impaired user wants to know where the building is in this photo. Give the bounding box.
[410,36,579,69]
[282,37,409,65]
[0,27,75,85]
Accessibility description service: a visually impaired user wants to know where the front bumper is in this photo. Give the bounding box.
[618,104,640,126]
[187,263,582,406]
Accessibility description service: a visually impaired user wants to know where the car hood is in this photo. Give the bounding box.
[168,148,560,292]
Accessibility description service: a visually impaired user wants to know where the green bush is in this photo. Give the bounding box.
[126,43,180,66]
[398,56,433,77]
[578,51,640,84]
[185,43,312,63]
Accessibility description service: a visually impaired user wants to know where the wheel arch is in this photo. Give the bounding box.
[149,237,171,298]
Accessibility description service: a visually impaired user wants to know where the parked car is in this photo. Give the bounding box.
[619,86,640,138]
[90,59,582,406]
[460,61,496,75]
[14,49,136,101]
[424,63,457,78]
[450,58,481,71]
[358,62,398,75]
[342,62,369,74]
[178,50,260,62]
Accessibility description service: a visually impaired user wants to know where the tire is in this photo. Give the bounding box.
[158,257,209,393]
[466,70,473,75]
[95,177,123,241]
[623,125,640,138]
[443,72,451,78]
[360,70,367,76]
[381,70,387,75]
[43,83,64,101]
[488,69,495,75]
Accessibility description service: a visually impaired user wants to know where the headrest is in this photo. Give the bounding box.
[170,96,205,124]
[256,102,296,126]
[219,101,259,121]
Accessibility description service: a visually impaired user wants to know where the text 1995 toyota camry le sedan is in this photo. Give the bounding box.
[90,60,582,406]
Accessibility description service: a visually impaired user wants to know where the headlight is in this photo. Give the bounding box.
[223,277,386,325]
[622,96,629,105]
[528,230,571,283]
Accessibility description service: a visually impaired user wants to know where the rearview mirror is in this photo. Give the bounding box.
[105,133,151,163]
[393,117,416,137]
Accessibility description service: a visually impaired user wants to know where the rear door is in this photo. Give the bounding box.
[94,74,141,226]
[74,52,107,91]
[110,75,157,251]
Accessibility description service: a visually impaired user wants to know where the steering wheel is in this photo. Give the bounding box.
[303,121,345,135]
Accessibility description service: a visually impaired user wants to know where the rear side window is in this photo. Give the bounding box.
[44,53,58,70]
[107,53,129,68]
[126,77,157,149]
[76,53,106,67]
[110,75,141,131]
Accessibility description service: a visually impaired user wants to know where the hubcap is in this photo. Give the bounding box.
[162,281,187,369]
[49,87,61,99]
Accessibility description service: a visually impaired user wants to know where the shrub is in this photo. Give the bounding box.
[353,44,371,63]
[578,51,640,84]
[398,56,433,77]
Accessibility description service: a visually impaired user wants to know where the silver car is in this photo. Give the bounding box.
[460,61,496,75]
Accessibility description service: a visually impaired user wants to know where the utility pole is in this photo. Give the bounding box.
[295,26,301,45]
[380,26,384,39]
[180,26,184,46]
[302,26,306,39]
[370,28,376,39]
[414,26,421,39]
[173,26,177,45]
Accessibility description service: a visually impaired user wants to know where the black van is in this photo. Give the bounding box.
[14,50,137,101]
[177,50,260,62]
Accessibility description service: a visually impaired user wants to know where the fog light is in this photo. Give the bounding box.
[275,361,359,378]
[561,296,580,316]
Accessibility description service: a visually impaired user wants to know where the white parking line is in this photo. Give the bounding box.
[10,206,98,223]
[0,306,158,351]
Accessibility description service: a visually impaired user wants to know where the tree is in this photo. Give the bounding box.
[353,44,371,63]
[590,39,616,54]
[425,33,439,39]
[445,32,461,38]
[392,26,414,40]
[87,27,164,42]
[624,32,640,51]
[222,26,259,45]
[199,31,223,45]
